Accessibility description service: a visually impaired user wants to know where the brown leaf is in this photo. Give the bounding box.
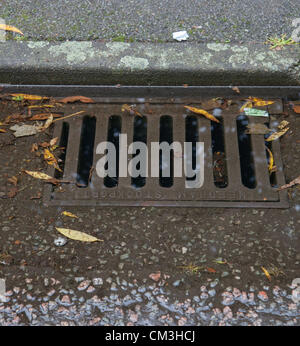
[293,105,300,114]
[7,176,18,186]
[232,86,240,94]
[31,143,39,152]
[206,267,217,273]
[29,113,62,121]
[0,128,6,133]
[58,96,95,104]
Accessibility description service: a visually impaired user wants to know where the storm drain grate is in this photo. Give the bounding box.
[44,98,288,208]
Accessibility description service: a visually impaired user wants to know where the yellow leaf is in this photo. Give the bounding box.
[0,24,23,35]
[0,128,6,133]
[24,170,53,180]
[266,147,274,172]
[55,227,103,242]
[265,127,289,142]
[62,211,79,219]
[184,106,220,123]
[277,120,289,130]
[261,266,272,281]
[27,105,55,109]
[240,101,252,112]
[10,93,48,101]
[247,97,275,106]
[43,148,61,171]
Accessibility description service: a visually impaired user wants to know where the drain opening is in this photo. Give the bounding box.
[104,115,121,188]
[211,115,228,188]
[185,115,198,182]
[76,116,96,187]
[131,116,147,188]
[236,115,256,189]
[54,122,69,180]
[159,116,173,188]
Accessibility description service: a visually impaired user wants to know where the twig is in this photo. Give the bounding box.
[53,111,85,123]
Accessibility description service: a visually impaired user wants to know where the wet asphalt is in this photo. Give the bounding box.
[0,95,300,326]
[1,0,300,43]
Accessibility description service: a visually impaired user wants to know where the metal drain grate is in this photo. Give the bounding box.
[43,97,288,208]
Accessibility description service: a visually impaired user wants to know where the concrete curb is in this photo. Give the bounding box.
[0,41,299,85]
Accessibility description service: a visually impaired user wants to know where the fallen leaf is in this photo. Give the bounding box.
[232,86,240,94]
[24,170,53,180]
[266,147,274,173]
[261,266,272,281]
[29,113,61,121]
[265,127,289,142]
[240,101,252,112]
[10,93,48,101]
[49,137,59,147]
[10,124,41,137]
[0,128,6,133]
[277,120,289,130]
[31,143,38,152]
[58,96,95,104]
[206,267,217,273]
[247,97,275,107]
[293,105,300,113]
[62,211,79,219]
[27,105,55,109]
[39,114,53,131]
[7,176,18,186]
[121,104,142,117]
[0,24,23,35]
[43,148,61,171]
[277,175,300,191]
[184,106,220,123]
[14,240,21,245]
[55,227,103,242]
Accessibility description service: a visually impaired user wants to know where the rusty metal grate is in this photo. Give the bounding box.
[43,95,288,208]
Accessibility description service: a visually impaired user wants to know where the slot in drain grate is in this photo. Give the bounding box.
[44,98,288,208]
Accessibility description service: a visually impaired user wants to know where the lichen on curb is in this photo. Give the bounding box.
[0,41,299,85]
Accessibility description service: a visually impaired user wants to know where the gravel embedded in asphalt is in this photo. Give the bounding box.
[1,0,299,43]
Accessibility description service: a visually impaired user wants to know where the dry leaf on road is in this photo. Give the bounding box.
[261,266,272,281]
[121,104,142,117]
[24,170,53,180]
[265,127,289,142]
[10,93,48,101]
[58,96,95,104]
[0,24,23,35]
[55,227,103,242]
[184,106,220,123]
[62,211,79,219]
[293,105,300,114]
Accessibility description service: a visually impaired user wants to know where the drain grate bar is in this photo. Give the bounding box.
[44,99,288,208]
